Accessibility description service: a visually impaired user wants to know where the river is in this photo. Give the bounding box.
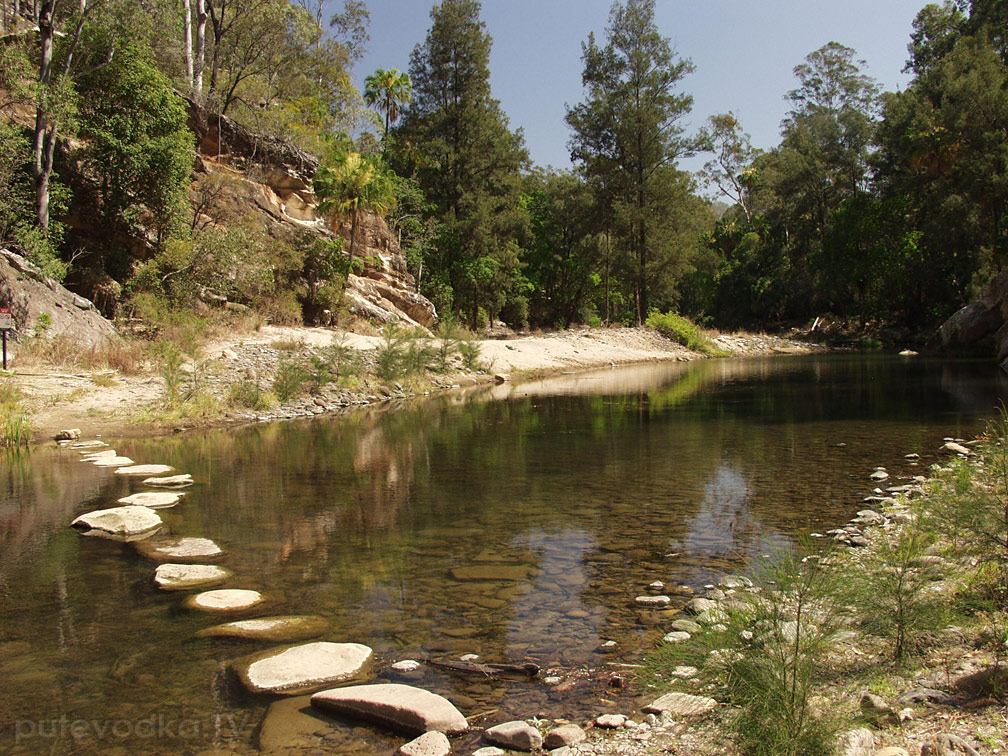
[0,354,1004,754]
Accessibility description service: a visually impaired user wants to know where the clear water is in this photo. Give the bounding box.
[1,355,1005,754]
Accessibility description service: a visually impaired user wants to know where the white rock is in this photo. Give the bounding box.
[69,440,108,449]
[643,692,718,717]
[391,659,423,673]
[484,720,542,751]
[397,730,451,756]
[81,449,116,460]
[544,724,586,749]
[595,714,626,729]
[234,642,373,695]
[143,473,194,487]
[93,456,135,467]
[473,749,505,756]
[672,665,698,678]
[940,441,971,456]
[185,589,264,613]
[634,595,670,607]
[662,631,691,643]
[118,492,183,509]
[154,563,232,591]
[311,683,469,735]
[196,616,328,642]
[114,464,175,476]
[70,506,162,541]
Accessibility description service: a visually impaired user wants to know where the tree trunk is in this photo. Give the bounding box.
[194,0,206,94]
[33,0,56,230]
[182,0,193,89]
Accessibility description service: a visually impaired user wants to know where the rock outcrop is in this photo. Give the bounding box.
[184,97,437,330]
[0,248,117,348]
[928,266,1008,366]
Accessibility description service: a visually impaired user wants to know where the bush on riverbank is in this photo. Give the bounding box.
[645,310,724,356]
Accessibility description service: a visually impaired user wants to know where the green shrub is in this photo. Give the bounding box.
[227,379,272,411]
[645,310,722,356]
[273,356,307,402]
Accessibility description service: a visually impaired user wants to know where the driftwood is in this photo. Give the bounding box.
[424,658,540,679]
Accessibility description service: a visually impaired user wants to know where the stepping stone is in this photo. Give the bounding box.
[643,692,718,717]
[184,589,264,613]
[70,506,162,542]
[134,536,224,563]
[232,642,373,695]
[257,695,333,756]
[69,440,108,449]
[93,456,135,467]
[635,595,671,607]
[450,565,531,581]
[311,683,469,735]
[196,616,329,642]
[154,563,233,591]
[115,464,175,476]
[118,492,183,509]
[143,474,193,488]
[81,449,116,459]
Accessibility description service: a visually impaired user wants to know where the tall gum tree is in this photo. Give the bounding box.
[566,0,695,325]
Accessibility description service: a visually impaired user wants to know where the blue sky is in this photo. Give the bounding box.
[352,0,927,176]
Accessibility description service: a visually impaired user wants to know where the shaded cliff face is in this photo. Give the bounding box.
[186,99,436,329]
[928,267,1008,367]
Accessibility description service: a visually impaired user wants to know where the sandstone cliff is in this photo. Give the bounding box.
[928,266,1008,367]
[185,98,436,329]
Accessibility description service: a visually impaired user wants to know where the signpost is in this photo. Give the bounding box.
[0,307,11,370]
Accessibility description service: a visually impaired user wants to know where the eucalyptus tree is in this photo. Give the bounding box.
[698,113,759,224]
[394,0,528,328]
[566,0,695,325]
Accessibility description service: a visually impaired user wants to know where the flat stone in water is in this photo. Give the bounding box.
[118,492,183,509]
[81,449,116,460]
[196,616,329,642]
[154,563,233,591]
[185,589,264,613]
[450,565,531,581]
[93,456,135,467]
[70,440,108,449]
[70,506,162,542]
[311,683,469,735]
[257,694,333,756]
[635,595,670,607]
[134,536,224,563]
[233,642,373,695]
[143,473,194,488]
[114,464,175,476]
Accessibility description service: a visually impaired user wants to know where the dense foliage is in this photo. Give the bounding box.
[0,0,1006,338]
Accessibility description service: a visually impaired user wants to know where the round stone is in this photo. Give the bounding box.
[185,589,264,613]
[118,492,183,509]
[154,564,233,591]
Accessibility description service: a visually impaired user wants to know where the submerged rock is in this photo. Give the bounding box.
[118,492,183,509]
[257,694,332,756]
[311,683,468,735]
[154,563,233,591]
[196,616,328,642]
[184,589,264,613]
[484,720,542,751]
[398,731,451,756]
[233,642,373,695]
[70,506,162,541]
[134,536,224,563]
[450,565,531,581]
[114,464,175,476]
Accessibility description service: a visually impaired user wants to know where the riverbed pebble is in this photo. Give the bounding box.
[484,720,542,751]
[397,730,451,756]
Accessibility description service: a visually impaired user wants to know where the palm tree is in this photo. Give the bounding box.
[313,150,394,278]
[363,68,412,143]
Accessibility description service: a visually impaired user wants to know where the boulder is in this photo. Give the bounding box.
[70,506,162,541]
[685,597,719,615]
[643,692,718,718]
[670,618,702,634]
[118,491,184,509]
[859,693,899,727]
[196,616,328,642]
[233,642,372,695]
[154,563,233,591]
[311,683,468,735]
[184,589,264,613]
[134,536,224,563]
[544,724,585,749]
[114,464,175,476]
[55,428,81,441]
[594,714,626,729]
[836,728,875,756]
[484,721,542,751]
[397,731,451,756]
